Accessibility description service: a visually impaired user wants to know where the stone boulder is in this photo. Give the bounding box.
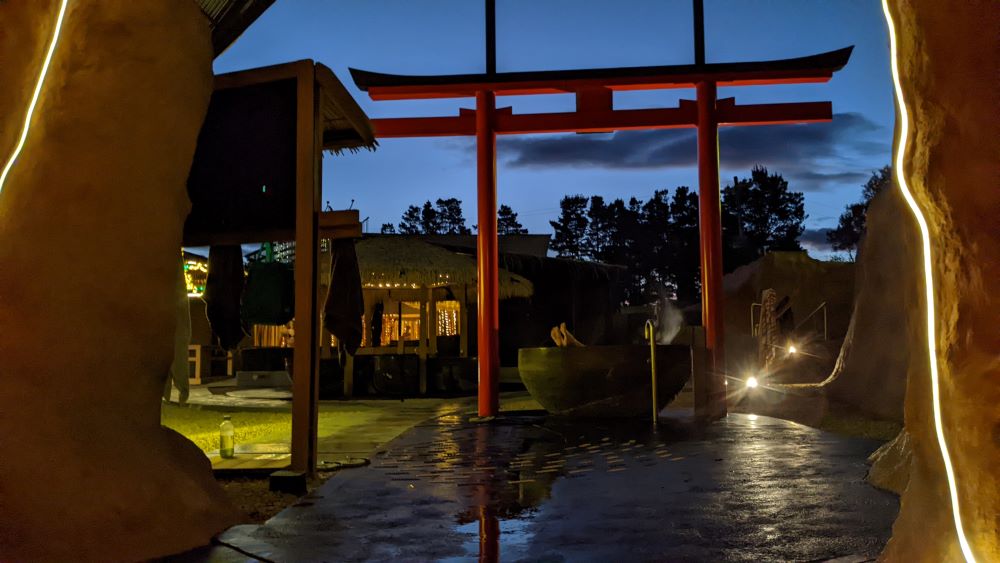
[0,1,241,561]
[867,430,912,495]
[822,185,922,421]
[880,1,999,560]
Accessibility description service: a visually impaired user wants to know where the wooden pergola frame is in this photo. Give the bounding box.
[185,60,371,474]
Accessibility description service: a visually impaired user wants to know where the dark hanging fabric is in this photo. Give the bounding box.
[370,301,384,347]
[241,261,295,326]
[204,245,247,350]
[324,238,364,355]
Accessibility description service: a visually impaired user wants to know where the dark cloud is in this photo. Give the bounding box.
[799,228,834,251]
[497,112,889,192]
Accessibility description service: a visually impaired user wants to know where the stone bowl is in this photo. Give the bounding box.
[518,345,691,418]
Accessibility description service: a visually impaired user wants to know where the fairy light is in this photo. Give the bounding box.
[882,2,976,561]
[0,0,71,195]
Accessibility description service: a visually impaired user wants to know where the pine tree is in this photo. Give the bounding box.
[497,204,528,235]
[549,195,590,259]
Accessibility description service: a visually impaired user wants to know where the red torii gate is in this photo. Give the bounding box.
[351,0,851,419]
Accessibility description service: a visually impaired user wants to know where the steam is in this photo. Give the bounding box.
[654,299,684,344]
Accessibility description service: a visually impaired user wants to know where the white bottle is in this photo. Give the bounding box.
[219,415,235,459]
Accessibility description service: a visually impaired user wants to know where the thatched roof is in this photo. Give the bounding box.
[197,0,275,57]
[356,237,533,299]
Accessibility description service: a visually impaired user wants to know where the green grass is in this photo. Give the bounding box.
[161,404,293,453]
[162,402,423,454]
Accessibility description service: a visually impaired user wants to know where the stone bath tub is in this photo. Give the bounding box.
[518,345,692,418]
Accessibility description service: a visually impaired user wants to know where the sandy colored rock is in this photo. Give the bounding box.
[722,250,854,378]
[880,1,1000,561]
[0,2,240,561]
[823,186,921,421]
[868,430,912,495]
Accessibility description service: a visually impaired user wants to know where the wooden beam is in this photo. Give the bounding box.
[717,99,832,126]
[291,64,320,475]
[364,74,834,101]
[575,87,612,113]
[318,209,362,239]
[373,114,476,137]
[369,100,831,139]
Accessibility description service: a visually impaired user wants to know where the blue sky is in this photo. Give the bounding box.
[214,0,894,254]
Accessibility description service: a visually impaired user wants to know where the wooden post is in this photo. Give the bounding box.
[418,295,428,395]
[291,63,321,474]
[396,300,404,354]
[343,352,354,398]
[460,284,469,357]
[475,90,500,418]
[428,287,438,356]
[696,80,727,419]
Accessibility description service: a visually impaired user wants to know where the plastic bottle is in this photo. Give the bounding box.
[219,415,235,459]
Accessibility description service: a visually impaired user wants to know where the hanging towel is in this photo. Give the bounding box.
[204,245,247,350]
[164,255,191,403]
[242,261,296,326]
[324,238,364,355]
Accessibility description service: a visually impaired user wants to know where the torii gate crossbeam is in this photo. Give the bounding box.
[351,0,852,419]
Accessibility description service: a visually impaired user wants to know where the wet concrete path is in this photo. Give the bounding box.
[181,411,897,562]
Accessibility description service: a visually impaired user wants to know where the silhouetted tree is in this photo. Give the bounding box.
[827,166,892,258]
[380,223,396,234]
[398,205,423,234]
[722,166,806,270]
[497,204,528,235]
[549,195,590,259]
[665,186,701,304]
[435,198,471,234]
[395,199,471,235]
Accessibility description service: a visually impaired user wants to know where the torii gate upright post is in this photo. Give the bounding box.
[694,0,727,416]
[349,0,852,420]
[476,0,500,417]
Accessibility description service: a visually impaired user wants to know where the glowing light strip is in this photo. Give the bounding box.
[882,2,976,561]
[0,0,71,195]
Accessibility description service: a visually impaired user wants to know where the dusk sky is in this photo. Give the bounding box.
[214,0,894,256]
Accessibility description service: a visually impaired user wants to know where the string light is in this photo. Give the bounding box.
[0,0,71,195]
[184,259,208,296]
[882,1,976,560]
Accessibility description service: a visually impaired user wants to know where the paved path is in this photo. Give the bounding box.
[175,410,897,562]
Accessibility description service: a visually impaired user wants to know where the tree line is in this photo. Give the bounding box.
[380,199,527,236]
[380,165,890,306]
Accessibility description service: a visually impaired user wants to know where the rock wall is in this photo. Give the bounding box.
[0,2,240,561]
[881,1,999,561]
[722,251,854,379]
[823,186,922,421]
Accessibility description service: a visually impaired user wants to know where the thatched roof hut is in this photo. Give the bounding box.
[355,237,533,299]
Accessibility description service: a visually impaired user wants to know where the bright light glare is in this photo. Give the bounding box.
[0,0,71,195]
[882,1,976,561]
[748,414,758,421]
[745,376,759,389]
[788,345,797,354]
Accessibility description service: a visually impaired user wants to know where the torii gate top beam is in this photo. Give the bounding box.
[349,46,852,100]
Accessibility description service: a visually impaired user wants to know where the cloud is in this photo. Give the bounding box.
[799,227,834,251]
[497,112,889,192]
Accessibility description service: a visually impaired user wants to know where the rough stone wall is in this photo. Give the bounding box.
[0,2,240,561]
[722,251,854,378]
[881,1,999,561]
[823,186,922,421]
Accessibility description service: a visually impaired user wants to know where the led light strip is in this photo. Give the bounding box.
[0,0,71,195]
[881,1,976,561]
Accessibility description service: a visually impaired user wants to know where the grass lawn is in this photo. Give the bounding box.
[161,404,384,454]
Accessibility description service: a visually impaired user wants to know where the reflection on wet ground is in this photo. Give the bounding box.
[180,411,898,562]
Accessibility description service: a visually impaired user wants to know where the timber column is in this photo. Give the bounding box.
[696,80,727,418]
[476,89,500,418]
